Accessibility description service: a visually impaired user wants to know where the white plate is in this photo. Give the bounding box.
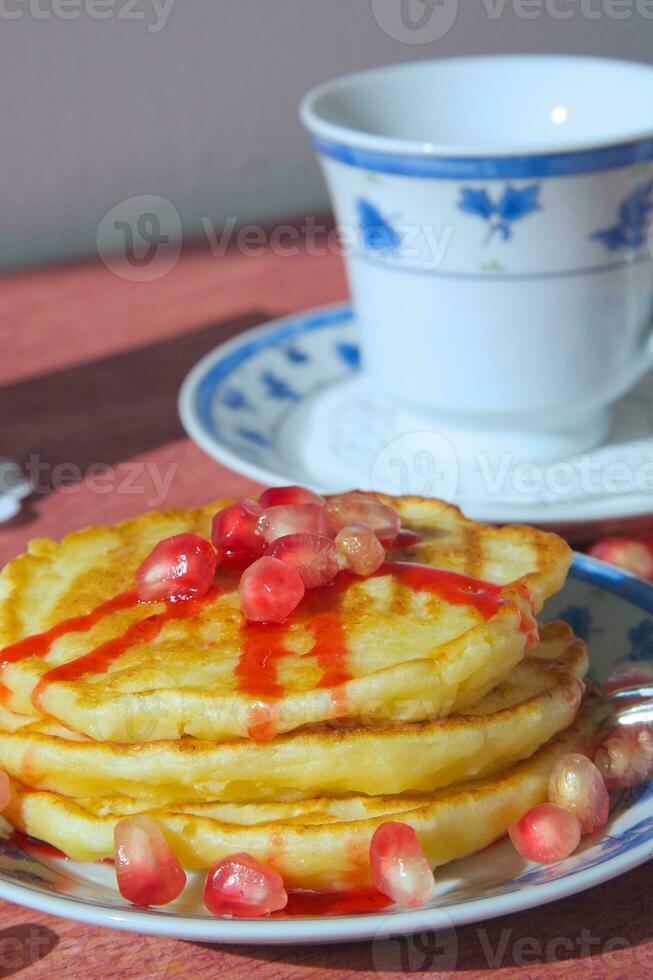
[0,555,652,944]
[178,303,653,533]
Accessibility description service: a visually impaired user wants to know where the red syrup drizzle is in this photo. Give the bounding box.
[274,886,392,917]
[236,622,293,699]
[237,622,296,741]
[381,561,537,645]
[0,590,140,668]
[237,578,355,739]
[8,829,68,860]
[379,561,504,620]
[30,587,222,711]
[306,611,351,689]
[393,528,422,548]
[233,556,528,740]
[0,539,535,730]
[0,587,222,710]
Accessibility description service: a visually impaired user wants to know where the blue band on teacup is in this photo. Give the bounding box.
[313,135,653,180]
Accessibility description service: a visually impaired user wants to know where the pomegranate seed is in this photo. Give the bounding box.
[548,753,609,835]
[603,663,653,694]
[211,499,265,565]
[259,504,334,544]
[259,485,326,508]
[508,803,581,863]
[335,524,385,576]
[589,538,653,580]
[114,815,186,906]
[325,493,401,546]
[369,822,434,908]
[594,725,653,788]
[204,852,288,917]
[239,556,305,622]
[265,533,339,589]
[0,771,10,811]
[135,533,217,602]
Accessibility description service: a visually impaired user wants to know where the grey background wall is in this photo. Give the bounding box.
[2,0,651,270]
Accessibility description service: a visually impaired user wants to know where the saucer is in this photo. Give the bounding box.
[179,304,653,533]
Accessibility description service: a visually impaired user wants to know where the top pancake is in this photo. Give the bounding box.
[0,494,572,743]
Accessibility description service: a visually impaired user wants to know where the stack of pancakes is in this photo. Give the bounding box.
[0,496,599,892]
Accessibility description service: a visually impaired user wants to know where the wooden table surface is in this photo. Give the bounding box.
[0,243,651,978]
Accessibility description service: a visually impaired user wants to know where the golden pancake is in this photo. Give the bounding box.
[0,495,571,743]
[2,697,601,891]
[0,622,586,804]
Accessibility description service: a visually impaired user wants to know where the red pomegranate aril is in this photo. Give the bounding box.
[0,771,10,812]
[325,493,401,546]
[135,533,217,602]
[259,485,326,508]
[548,753,609,835]
[594,724,653,788]
[335,524,385,576]
[239,556,305,622]
[603,663,653,694]
[589,538,653,580]
[369,822,434,908]
[265,533,339,589]
[508,803,581,863]
[211,499,265,565]
[204,852,288,917]
[259,504,334,544]
[114,815,186,906]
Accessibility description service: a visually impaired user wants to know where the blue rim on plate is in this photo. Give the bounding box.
[0,553,651,944]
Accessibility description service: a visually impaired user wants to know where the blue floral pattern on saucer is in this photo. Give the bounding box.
[181,306,359,475]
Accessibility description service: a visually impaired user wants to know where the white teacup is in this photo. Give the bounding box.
[301,55,653,461]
